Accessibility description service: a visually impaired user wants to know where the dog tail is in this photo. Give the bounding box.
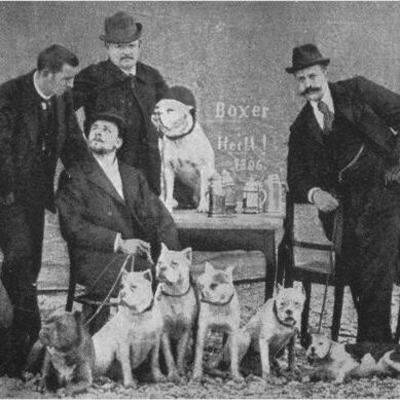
[382,350,400,373]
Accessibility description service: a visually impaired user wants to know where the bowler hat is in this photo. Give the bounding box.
[85,111,127,139]
[99,11,142,44]
[285,44,330,74]
[164,86,196,109]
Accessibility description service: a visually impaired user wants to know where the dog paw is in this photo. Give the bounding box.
[123,380,138,389]
[190,374,203,385]
[167,371,182,385]
[153,371,168,384]
[196,199,209,213]
[232,374,245,384]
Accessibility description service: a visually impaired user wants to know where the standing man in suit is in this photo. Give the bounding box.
[285,44,400,343]
[0,44,87,376]
[73,11,169,196]
[56,111,180,306]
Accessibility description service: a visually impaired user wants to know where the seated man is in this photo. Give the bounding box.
[56,111,181,300]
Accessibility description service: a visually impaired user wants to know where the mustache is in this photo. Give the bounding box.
[301,86,321,96]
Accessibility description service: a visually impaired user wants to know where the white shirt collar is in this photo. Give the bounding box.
[33,71,53,101]
[121,65,137,76]
[92,152,119,170]
[310,86,334,114]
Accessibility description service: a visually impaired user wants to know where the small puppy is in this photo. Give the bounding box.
[151,86,216,213]
[218,283,305,380]
[38,309,95,395]
[93,269,166,388]
[306,332,400,383]
[192,262,242,383]
[155,244,198,383]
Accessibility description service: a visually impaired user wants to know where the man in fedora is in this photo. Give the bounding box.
[73,11,169,195]
[285,43,400,343]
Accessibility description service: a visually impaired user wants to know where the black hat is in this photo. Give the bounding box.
[85,111,126,139]
[99,11,142,44]
[285,44,330,74]
[164,86,196,109]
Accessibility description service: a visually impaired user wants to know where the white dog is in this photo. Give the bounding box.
[151,86,215,213]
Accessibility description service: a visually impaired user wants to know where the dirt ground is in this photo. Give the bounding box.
[2,212,400,398]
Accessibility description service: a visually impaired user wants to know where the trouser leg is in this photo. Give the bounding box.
[0,202,43,376]
[345,201,400,343]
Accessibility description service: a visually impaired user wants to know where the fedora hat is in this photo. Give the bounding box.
[85,111,127,140]
[99,11,142,44]
[286,44,330,74]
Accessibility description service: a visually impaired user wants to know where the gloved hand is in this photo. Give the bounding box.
[384,165,400,185]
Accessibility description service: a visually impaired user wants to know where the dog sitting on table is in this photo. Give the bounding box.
[151,86,215,213]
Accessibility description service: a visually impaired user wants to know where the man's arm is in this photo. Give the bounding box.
[60,91,89,168]
[137,171,180,251]
[72,66,99,112]
[56,170,119,252]
[0,84,16,201]
[287,127,318,203]
[354,76,400,132]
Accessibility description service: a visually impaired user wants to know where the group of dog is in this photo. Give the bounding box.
[25,244,400,395]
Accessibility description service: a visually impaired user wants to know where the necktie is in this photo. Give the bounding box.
[317,100,334,134]
[128,74,136,90]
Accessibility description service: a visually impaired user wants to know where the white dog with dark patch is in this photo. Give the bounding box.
[151,86,215,213]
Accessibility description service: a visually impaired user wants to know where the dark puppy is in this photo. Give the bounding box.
[38,309,95,395]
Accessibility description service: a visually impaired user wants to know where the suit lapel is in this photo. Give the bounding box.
[119,163,146,232]
[20,71,41,146]
[84,156,126,206]
[301,103,325,146]
[330,82,357,124]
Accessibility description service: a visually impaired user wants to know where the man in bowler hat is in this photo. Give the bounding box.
[0,44,87,376]
[56,111,180,332]
[73,11,169,196]
[285,43,400,343]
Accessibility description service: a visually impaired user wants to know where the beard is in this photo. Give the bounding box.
[88,140,116,155]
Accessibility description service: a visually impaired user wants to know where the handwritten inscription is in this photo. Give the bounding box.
[217,135,269,172]
[217,135,268,152]
[215,102,269,119]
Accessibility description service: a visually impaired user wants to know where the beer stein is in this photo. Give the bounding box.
[222,169,236,214]
[208,172,225,217]
[242,176,267,214]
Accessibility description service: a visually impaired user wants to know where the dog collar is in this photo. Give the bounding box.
[120,298,154,314]
[161,283,192,298]
[200,292,235,306]
[165,117,196,141]
[273,300,297,328]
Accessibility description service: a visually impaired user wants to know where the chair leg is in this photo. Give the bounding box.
[395,298,400,343]
[66,270,76,312]
[301,280,312,349]
[332,284,344,341]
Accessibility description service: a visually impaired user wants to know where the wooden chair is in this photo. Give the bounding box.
[65,246,119,334]
[277,192,349,347]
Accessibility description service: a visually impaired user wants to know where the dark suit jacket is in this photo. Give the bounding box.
[288,76,400,240]
[56,156,180,295]
[288,76,400,202]
[0,70,87,210]
[73,60,169,195]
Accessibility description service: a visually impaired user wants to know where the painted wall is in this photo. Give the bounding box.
[1,1,400,188]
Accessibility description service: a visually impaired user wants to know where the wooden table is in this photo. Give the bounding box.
[173,210,283,301]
